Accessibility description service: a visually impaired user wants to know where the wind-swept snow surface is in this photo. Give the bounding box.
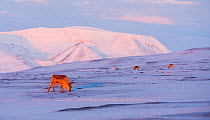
[0,47,209,120]
[0,26,170,73]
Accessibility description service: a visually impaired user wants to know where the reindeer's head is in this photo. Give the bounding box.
[63,82,72,91]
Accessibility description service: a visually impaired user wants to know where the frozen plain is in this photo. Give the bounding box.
[0,47,210,120]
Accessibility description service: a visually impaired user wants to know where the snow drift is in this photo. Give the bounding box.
[0,26,170,73]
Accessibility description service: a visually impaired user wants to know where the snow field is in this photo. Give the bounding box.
[0,47,209,119]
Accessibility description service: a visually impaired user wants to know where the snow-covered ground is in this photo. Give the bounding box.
[0,47,209,120]
[0,26,170,73]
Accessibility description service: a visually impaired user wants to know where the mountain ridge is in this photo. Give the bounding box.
[0,26,171,73]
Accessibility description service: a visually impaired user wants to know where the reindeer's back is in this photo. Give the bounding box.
[51,75,69,83]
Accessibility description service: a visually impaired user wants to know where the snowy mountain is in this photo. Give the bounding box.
[0,26,170,73]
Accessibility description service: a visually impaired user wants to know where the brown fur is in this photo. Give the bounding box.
[133,66,140,70]
[48,75,72,92]
[168,64,174,68]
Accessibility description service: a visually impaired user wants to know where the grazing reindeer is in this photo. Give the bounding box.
[133,66,140,70]
[168,64,174,68]
[48,75,72,92]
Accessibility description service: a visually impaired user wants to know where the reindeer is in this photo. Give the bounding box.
[168,64,174,68]
[48,75,72,92]
[133,66,140,70]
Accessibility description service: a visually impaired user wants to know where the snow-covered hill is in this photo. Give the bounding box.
[0,26,170,73]
[0,47,209,120]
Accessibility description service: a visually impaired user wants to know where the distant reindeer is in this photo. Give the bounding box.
[133,66,140,70]
[112,68,119,70]
[48,75,72,92]
[168,64,174,68]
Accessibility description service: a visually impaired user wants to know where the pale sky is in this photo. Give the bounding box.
[0,0,209,52]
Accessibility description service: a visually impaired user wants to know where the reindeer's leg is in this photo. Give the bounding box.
[60,84,63,92]
[52,83,55,92]
[47,84,51,92]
